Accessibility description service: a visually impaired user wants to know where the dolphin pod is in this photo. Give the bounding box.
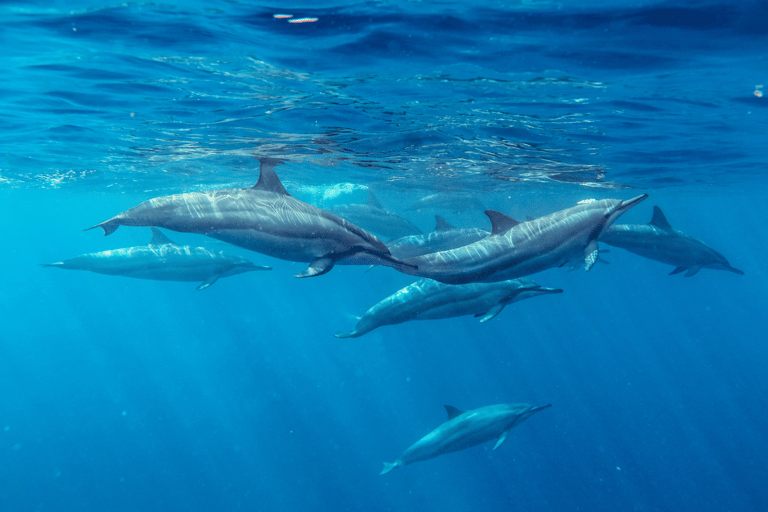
[42,228,271,290]
[335,278,562,338]
[86,159,416,278]
[398,195,648,284]
[599,206,744,277]
[380,403,551,474]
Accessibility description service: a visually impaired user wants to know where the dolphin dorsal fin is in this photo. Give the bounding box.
[434,215,455,232]
[366,190,383,209]
[649,206,673,231]
[485,210,521,235]
[149,227,176,245]
[444,405,465,421]
[253,158,290,196]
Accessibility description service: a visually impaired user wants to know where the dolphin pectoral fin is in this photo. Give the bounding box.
[85,221,118,236]
[295,258,335,278]
[493,430,509,450]
[476,303,505,323]
[584,240,599,271]
[196,274,220,290]
[380,462,398,475]
[669,266,687,275]
[684,266,701,277]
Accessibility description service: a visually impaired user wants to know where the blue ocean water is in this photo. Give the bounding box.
[1,1,767,510]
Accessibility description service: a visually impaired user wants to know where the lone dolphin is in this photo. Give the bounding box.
[335,278,562,338]
[41,228,271,290]
[386,216,490,260]
[599,205,744,276]
[330,190,422,240]
[399,195,648,284]
[381,403,551,474]
[86,159,416,278]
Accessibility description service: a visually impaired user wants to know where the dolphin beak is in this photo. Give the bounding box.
[537,286,564,294]
[617,193,649,214]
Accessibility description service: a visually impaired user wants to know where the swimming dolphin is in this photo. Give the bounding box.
[41,228,271,290]
[330,190,422,240]
[380,403,551,474]
[408,193,486,212]
[386,216,490,260]
[599,205,744,277]
[399,195,648,284]
[335,278,562,338]
[86,159,416,278]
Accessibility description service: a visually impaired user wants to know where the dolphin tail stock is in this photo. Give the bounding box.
[380,462,399,475]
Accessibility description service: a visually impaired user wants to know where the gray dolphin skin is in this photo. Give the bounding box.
[41,228,271,290]
[599,206,744,277]
[399,195,648,284]
[86,159,416,278]
[386,215,490,260]
[330,190,423,240]
[335,278,562,338]
[380,403,551,474]
[408,193,486,212]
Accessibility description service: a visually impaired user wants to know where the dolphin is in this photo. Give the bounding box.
[335,278,562,338]
[599,205,744,276]
[408,193,486,212]
[86,159,416,278]
[386,216,490,260]
[330,190,422,240]
[399,195,648,284]
[380,403,551,474]
[41,228,271,290]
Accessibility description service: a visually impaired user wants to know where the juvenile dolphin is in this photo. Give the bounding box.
[409,193,486,212]
[399,195,648,284]
[335,278,562,338]
[41,228,271,290]
[86,159,416,278]
[386,216,490,260]
[330,190,422,240]
[380,403,551,474]
[599,205,744,277]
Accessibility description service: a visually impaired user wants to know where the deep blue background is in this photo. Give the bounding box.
[1,1,767,511]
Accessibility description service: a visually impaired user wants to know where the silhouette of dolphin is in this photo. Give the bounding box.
[399,195,648,284]
[330,190,422,240]
[86,159,416,278]
[386,215,490,260]
[599,205,743,276]
[381,403,551,474]
[42,228,270,290]
[335,278,562,338]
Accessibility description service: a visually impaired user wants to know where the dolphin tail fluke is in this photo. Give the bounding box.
[85,220,119,236]
[380,462,398,475]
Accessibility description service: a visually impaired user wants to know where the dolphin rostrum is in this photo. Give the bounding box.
[380,403,551,474]
[599,205,744,277]
[41,228,271,290]
[335,278,562,338]
[86,159,416,278]
[330,190,422,240]
[408,193,486,212]
[386,215,490,260]
[398,195,648,284]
